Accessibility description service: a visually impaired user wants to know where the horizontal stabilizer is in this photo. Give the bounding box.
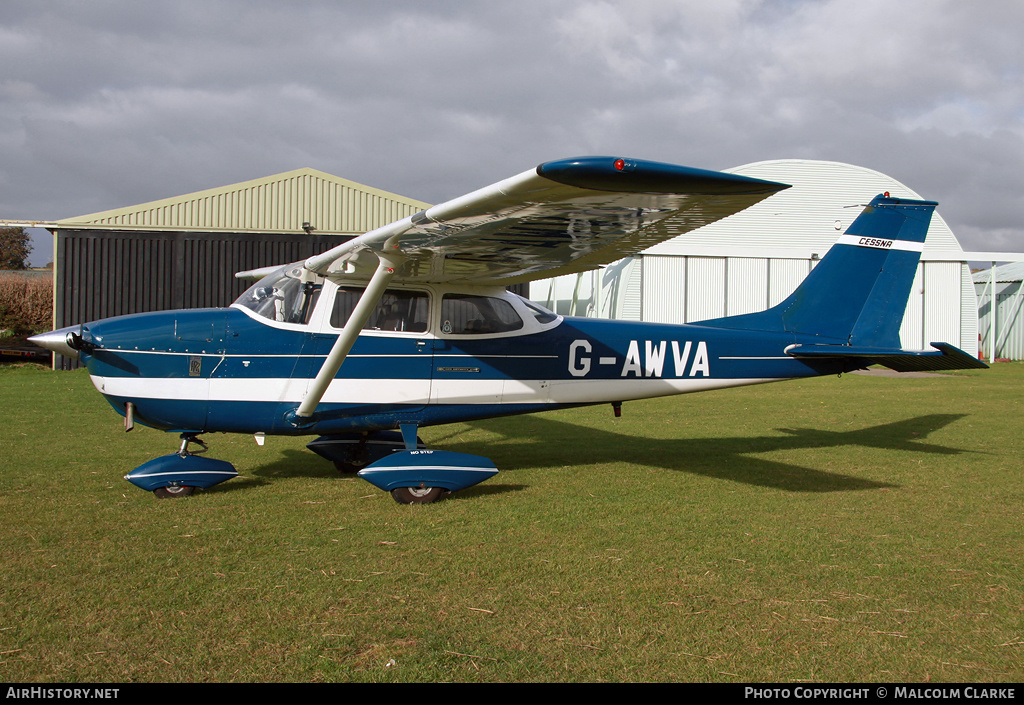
[786,342,988,373]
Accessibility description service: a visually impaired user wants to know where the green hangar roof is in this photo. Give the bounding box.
[55,167,432,235]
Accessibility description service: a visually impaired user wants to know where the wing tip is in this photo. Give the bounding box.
[537,156,790,196]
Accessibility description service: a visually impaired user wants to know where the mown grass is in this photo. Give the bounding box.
[0,363,1021,682]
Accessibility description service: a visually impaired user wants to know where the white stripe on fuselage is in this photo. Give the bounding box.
[91,374,785,407]
[97,349,559,361]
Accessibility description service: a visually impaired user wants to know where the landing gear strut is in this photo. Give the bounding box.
[177,433,208,458]
[306,430,425,474]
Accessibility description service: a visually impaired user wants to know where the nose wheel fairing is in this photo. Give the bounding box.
[123,453,238,495]
[123,434,237,497]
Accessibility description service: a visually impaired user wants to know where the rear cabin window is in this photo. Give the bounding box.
[331,287,430,333]
[519,296,559,325]
[440,294,524,335]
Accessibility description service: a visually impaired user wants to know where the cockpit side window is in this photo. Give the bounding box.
[440,294,524,335]
[235,264,322,325]
[331,287,430,333]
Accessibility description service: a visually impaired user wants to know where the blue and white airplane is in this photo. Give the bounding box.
[30,157,986,503]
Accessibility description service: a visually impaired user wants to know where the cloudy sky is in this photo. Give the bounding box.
[2,0,1021,266]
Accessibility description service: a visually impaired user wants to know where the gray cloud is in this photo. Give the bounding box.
[2,0,1022,266]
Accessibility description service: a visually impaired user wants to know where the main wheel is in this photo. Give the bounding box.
[390,486,447,504]
[154,485,196,499]
[334,460,365,474]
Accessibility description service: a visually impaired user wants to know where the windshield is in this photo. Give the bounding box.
[235,263,322,324]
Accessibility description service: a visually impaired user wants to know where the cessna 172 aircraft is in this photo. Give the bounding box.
[30,156,986,503]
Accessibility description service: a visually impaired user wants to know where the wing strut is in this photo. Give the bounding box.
[288,253,399,425]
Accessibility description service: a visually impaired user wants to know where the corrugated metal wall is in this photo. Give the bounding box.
[727,258,768,316]
[769,259,814,308]
[641,256,685,323]
[896,261,970,352]
[54,229,352,369]
[977,280,1024,360]
[960,265,979,359]
[900,265,925,349]
[686,258,726,321]
[637,255,814,323]
[923,262,964,351]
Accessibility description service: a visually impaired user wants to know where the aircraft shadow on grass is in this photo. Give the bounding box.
[236,412,974,497]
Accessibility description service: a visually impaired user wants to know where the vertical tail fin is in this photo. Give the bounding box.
[702,194,936,346]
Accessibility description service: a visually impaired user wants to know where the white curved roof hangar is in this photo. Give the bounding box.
[532,159,979,357]
[644,159,965,260]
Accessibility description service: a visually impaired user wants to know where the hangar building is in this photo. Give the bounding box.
[46,168,430,368]
[531,160,981,357]
[974,262,1024,361]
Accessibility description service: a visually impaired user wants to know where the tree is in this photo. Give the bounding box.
[0,227,32,270]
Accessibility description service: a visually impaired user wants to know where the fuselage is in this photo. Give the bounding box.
[65,274,843,437]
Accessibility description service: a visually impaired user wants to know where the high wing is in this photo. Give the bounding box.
[277,156,788,422]
[302,156,789,285]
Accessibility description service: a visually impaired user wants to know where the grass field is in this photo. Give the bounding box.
[1,363,1021,682]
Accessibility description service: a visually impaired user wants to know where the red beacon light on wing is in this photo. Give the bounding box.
[614,158,625,171]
